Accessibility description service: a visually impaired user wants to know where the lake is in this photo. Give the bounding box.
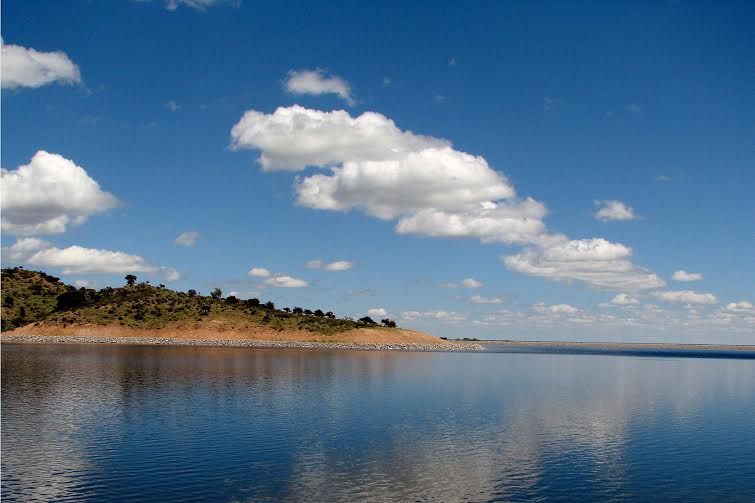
[2,343,754,501]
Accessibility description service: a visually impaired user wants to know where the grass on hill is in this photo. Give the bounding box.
[1,268,396,336]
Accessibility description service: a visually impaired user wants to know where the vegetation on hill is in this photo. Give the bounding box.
[1,268,398,336]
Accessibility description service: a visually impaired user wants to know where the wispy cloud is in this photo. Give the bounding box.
[284,69,354,105]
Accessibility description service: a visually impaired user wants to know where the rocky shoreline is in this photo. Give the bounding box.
[1,334,486,352]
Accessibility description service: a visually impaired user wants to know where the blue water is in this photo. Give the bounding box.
[2,343,754,502]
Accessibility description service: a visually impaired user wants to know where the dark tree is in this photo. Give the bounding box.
[358,316,377,325]
[225,295,239,304]
[314,309,325,317]
[158,284,165,289]
[3,295,14,308]
[283,307,291,313]
[245,298,261,307]
[125,274,137,286]
[56,290,87,311]
[292,307,303,314]
[264,301,275,310]
[210,288,222,300]
[187,289,197,297]
[325,311,335,319]
[381,318,397,328]
[304,309,313,316]
[14,305,27,326]
[199,304,211,316]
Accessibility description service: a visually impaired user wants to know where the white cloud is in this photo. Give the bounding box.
[165,100,181,112]
[264,275,308,288]
[1,40,81,89]
[231,105,663,293]
[162,267,181,282]
[594,200,638,221]
[175,231,200,247]
[284,69,355,105]
[248,266,308,288]
[367,308,387,317]
[652,290,718,305]
[231,105,447,171]
[296,148,517,220]
[610,293,640,305]
[2,238,177,279]
[1,151,119,235]
[164,0,233,11]
[248,267,272,277]
[469,295,504,304]
[306,259,354,271]
[672,270,703,282]
[656,175,672,182]
[504,237,666,291]
[725,301,752,312]
[395,198,548,245]
[460,278,483,289]
[534,302,579,314]
[74,279,96,288]
[402,310,467,322]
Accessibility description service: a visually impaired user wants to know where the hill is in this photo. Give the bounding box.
[1,268,449,347]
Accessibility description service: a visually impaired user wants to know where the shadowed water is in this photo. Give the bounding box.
[2,343,754,502]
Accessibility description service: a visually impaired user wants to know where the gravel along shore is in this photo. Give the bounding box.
[1,334,486,352]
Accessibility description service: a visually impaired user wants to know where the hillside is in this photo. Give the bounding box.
[1,268,441,346]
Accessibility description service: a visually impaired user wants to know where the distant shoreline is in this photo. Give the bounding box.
[480,340,755,352]
[0,334,486,352]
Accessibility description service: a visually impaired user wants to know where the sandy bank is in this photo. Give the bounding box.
[2,324,484,352]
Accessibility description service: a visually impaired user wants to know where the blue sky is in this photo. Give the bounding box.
[2,0,754,343]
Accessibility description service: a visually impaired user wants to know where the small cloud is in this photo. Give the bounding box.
[610,293,640,305]
[248,267,272,277]
[534,302,579,314]
[382,76,391,86]
[434,94,447,103]
[1,40,82,90]
[672,270,703,282]
[469,295,504,304]
[725,301,752,312]
[174,231,200,247]
[594,200,638,221]
[367,308,387,317]
[164,0,237,11]
[652,290,718,305]
[284,68,354,106]
[346,288,378,297]
[448,57,456,67]
[165,100,181,112]
[402,310,466,322]
[306,259,354,271]
[656,175,672,182]
[460,278,483,289]
[74,279,97,288]
[543,96,566,112]
[625,103,643,113]
[162,267,181,282]
[264,274,308,288]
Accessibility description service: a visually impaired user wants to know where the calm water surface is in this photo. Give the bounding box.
[2,343,754,502]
